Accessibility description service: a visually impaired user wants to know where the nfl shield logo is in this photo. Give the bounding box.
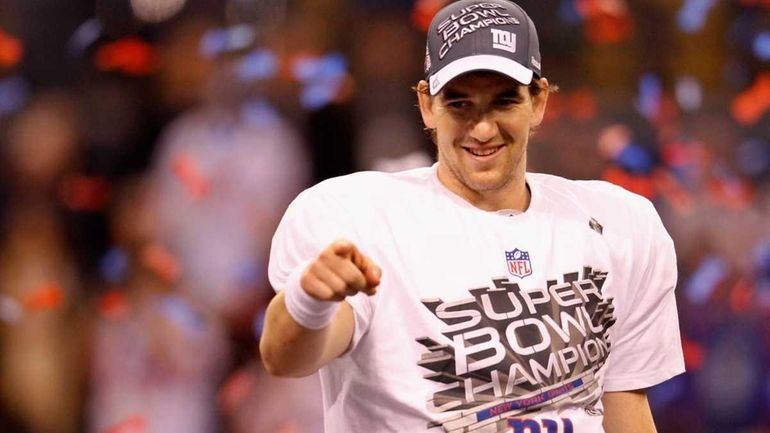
[505,249,532,278]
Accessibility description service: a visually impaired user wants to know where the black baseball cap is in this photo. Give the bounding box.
[424,0,542,95]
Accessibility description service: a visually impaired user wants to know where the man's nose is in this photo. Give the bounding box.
[468,112,499,143]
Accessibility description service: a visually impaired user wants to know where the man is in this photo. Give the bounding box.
[260,1,685,432]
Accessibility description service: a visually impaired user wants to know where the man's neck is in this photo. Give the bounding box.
[436,166,531,212]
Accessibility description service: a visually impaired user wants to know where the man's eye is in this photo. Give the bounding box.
[494,98,519,107]
[447,100,469,109]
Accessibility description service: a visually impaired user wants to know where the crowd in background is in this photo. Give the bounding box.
[0,0,768,432]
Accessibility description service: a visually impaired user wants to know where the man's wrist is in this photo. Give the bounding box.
[283,266,339,330]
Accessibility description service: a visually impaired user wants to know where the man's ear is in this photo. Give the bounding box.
[416,80,436,129]
[530,77,549,128]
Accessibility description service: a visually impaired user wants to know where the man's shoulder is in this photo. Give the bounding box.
[304,166,434,199]
[527,172,661,233]
[529,172,652,210]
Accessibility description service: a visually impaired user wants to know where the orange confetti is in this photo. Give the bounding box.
[171,154,210,201]
[217,368,257,413]
[681,337,705,371]
[58,175,112,212]
[602,166,656,199]
[22,282,65,312]
[566,88,599,122]
[411,0,449,32]
[141,243,182,284]
[102,415,147,433]
[728,278,754,313]
[731,73,770,126]
[98,290,130,320]
[95,37,157,76]
[541,92,564,124]
[0,29,23,67]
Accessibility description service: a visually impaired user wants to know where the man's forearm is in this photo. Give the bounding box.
[259,292,354,377]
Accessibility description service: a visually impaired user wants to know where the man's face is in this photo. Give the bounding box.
[418,72,548,206]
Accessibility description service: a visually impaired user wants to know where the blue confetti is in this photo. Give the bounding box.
[675,75,703,112]
[293,53,348,110]
[200,25,255,58]
[558,0,583,26]
[252,308,266,339]
[236,48,278,81]
[752,31,770,60]
[635,73,662,120]
[736,138,770,177]
[99,247,130,284]
[68,18,103,56]
[0,76,29,117]
[157,295,206,337]
[240,98,279,127]
[676,0,717,34]
[292,53,347,83]
[686,255,728,305]
[615,143,655,174]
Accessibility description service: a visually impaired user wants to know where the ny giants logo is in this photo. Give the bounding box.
[506,249,532,278]
[491,28,516,53]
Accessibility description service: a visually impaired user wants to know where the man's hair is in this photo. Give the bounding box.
[414,74,556,97]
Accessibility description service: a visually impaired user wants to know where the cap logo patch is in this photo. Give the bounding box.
[491,28,516,53]
[435,4,520,59]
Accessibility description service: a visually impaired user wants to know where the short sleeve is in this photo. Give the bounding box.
[268,186,376,352]
[603,197,685,391]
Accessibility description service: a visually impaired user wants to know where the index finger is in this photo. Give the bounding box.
[330,240,381,292]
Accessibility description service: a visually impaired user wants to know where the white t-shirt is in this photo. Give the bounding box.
[269,165,684,433]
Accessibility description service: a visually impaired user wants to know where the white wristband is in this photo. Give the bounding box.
[283,266,339,330]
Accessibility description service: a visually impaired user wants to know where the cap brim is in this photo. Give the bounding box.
[428,54,534,95]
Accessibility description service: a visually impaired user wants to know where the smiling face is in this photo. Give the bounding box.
[418,72,549,211]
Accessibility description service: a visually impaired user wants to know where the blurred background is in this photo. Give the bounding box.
[0,0,768,432]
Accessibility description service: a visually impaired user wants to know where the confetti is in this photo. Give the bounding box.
[676,0,717,34]
[411,0,449,32]
[579,0,634,44]
[682,337,705,371]
[157,295,205,337]
[675,75,703,112]
[140,243,182,284]
[236,48,279,81]
[199,25,255,59]
[58,174,113,212]
[130,0,187,24]
[68,18,103,56]
[102,415,147,433]
[0,28,23,67]
[636,73,663,120]
[566,88,598,122]
[686,256,729,305]
[731,73,770,126]
[0,75,29,116]
[0,295,24,324]
[217,367,257,413]
[728,278,754,313]
[22,282,65,312]
[171,153,210,201]
[100,248,131,284]
[752,31,770,60]
[98,290,130,320]
[95,37,157,76]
